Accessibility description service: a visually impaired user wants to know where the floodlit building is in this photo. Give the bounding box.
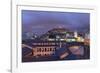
[40,28,75,42]
[23,28,86,58]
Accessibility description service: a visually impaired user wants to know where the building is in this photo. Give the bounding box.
[22,28,86,58]
[40,28,75,41]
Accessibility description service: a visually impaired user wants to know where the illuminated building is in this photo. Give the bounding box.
[40,28,75,41]
[22,28,87,58]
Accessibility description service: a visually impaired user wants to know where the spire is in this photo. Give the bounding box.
[74,31,78,38]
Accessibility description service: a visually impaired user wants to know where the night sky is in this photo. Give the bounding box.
[22,10,90,37]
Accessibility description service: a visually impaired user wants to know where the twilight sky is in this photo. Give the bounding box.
[22,10,90,36]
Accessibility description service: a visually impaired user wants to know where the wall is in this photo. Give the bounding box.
[0,0,99,73]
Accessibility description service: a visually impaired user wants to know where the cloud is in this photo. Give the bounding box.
[22,10,90,35]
